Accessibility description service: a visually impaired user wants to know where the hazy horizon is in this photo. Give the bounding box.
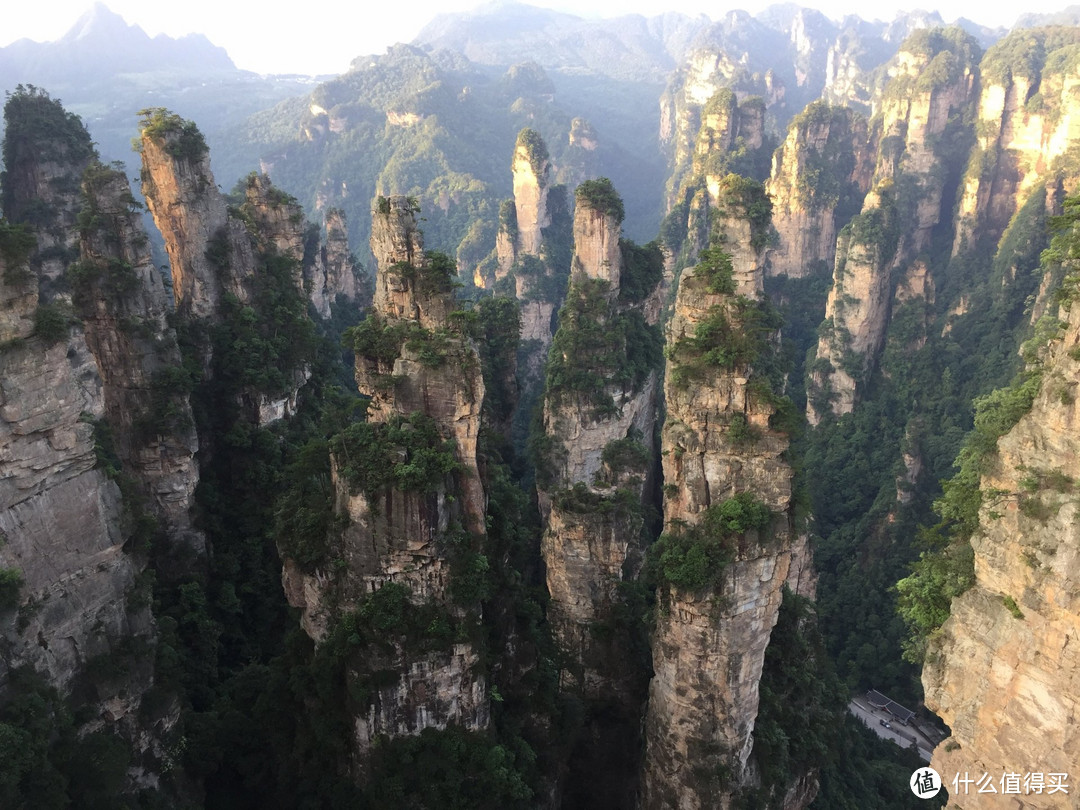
[5,0,1077,76]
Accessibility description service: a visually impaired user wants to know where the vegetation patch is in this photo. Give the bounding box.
[896,367,1042,662]
[137,107,208,161]
[1002,594,1024,619]
[668,295,782,388]
[515,127,549,174]
[544,278,662,417]
[0,567,24,610]
[619,239,663,304]
[347,312,462,369]
[390,249,459,298]
[600,436,651,478]
[652,494,772,592]
[713,174,772,252]
[32,303,70,345]
[212,251,317,395]
[0,221,36,285]
[331,412,460,499]
[575,177,624,223]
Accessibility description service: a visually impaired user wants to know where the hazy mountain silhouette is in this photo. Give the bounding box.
[0,3,234,83]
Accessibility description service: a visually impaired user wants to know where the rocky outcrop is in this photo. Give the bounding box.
[0,230,38,342]
[952,28,1080,256]
[74,162,202,551]
[807,28,979,423]
[369,197,453,330]
[0,91,155,721]
[660,47,782,209]
[641,180,804,809]
[0,336,150,696]
[570,191,623,290]
[807,198,898,423]
[140,122,317,425]
[536,179,661,806]
[765,102,872,278]
[282,195,488,751]
[315,207,364,314]
[485,129,571,351]
[923,302,1080,806]
[138,112,252,319]
[512,130,551,257]
[0,89,95,299]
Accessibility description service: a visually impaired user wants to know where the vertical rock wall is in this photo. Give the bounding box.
[953,29,1080,256]
[641,182,800,810]
[765,102,872,279]
[282,195,488,752]
[923,303,1080,806]
[808,29,979,423]
[75,163,202,551]
[537,181,662,806]
[0,93,154,723]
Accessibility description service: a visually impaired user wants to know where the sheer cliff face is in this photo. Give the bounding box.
[954,29,1080,256]
[141,125,318,424]
[570,199,622,290]
[766,103,871,279]
[661,52,782,209]
[139,123,240,319]
[1,101,94,299]
[807,31,978,424]
[369,199,454,331]
[311,207,363,317]
[283,195,488,747]
[0,336,148,695]
[536,185,660,807]
[0,240,37,342]
[924,305,1080,800]
[539,192,659,690]
[642,194,801,810]
[75,164,202,549]
[0,100,152,710]
[487,129,567,349]
[512,138,550,257]
[141,129,360,322]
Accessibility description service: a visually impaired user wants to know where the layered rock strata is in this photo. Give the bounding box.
[534,179,663,806]
[923,302,1080,807]
[641,180,802,809]
[808,29,979,423]
[765,102,872,278]
[282,195,488,750]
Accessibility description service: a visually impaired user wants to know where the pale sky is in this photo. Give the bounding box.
[5,1,1071,75]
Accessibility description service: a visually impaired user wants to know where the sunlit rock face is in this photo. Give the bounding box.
[807,29,979,424]
[953,29,1080,257]
[924,302,1080,806]
[281,195,489,751]
[641,188,803,810]
[766,103,872,279]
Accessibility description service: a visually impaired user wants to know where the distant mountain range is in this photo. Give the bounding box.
[0,3,311,177]
[0,2,234,80]
[415,2,1006,80]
